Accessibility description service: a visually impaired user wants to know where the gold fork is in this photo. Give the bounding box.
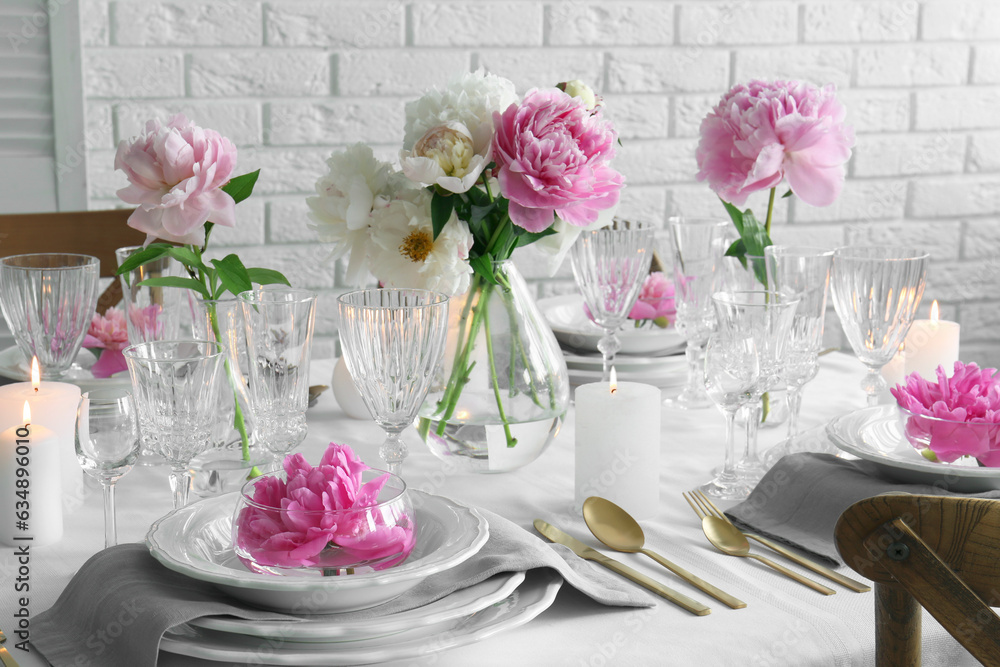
[0,627,21,667]
[691,490,870,593]
[683,491,836,595]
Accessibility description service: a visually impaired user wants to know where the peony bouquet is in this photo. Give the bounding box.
[233,442,415,573]
[891,362,1000,466]
[113,114,291,470]
[308,71,625,447]
[695,80,855,276]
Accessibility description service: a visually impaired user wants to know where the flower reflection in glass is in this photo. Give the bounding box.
[233,443,416,575]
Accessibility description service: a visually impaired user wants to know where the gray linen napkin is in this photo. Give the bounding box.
[33,508,652,667]
[727,452,1000,566]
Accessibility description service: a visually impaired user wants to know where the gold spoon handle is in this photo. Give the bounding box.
[747,554,836,595]
[641,548,747,609]
[593,556,711,615]
[745,533,871,593]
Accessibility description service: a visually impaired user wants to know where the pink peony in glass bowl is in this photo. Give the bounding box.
[232,444,416,576]
[897,406,1000,466]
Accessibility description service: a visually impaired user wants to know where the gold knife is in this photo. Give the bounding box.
[534,519,711,616]
[743,532,871,593]
[0,628,21,667]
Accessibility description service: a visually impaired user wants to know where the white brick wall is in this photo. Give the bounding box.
[79,0,1000,366]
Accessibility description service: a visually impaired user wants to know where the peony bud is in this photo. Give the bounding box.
[557,79,598,110]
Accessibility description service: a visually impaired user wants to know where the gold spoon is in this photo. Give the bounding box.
[699,515,835,595]
[582,496,746,609]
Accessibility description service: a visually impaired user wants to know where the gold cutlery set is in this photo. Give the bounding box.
[535,490,870,616]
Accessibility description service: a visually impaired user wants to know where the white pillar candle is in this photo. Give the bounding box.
[0,402,63,547]
[904,300,960,381]
[0,358,82,516]
[575,371,661,520]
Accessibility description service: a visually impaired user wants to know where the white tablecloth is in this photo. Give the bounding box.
[0,354,980,666]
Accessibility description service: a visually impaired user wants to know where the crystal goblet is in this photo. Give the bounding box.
[664,217,728,408]
[337,289,449,476]
[831,246,928,407]
[75,387,140,548]
[239,287,318,460]
[0,253,100,379]
[569,221,656,381]
[114,246,188,345]
[124,340,226,509]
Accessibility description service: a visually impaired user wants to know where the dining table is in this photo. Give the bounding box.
[0,353,983,666]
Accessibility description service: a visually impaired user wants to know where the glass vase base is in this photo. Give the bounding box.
[190,441,279,498]
[420,415,563,473]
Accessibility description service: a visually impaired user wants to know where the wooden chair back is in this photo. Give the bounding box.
[0,209,147,313]
[835,494,1000,666]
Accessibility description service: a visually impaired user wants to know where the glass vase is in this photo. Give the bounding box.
[418,261,570,473]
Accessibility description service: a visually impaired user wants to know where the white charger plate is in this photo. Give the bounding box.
[160,569,562,666]
[146,491,489,613]
[538,295,685,356]
[190,570,526,643]
[0,345,131,393]
[827,405,1000,492]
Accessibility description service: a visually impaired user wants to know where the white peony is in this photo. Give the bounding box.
[368,190,474,296]
[400,70,517,194]
[306,143,413,284]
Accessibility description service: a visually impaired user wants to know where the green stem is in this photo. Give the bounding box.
[482,286,517,448]
[765,186,776,237]
[433,273,486,434]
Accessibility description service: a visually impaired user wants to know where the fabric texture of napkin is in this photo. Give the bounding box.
[33,507,652,667]
[727,452,1000,565]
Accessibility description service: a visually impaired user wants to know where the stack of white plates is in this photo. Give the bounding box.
[538,295,687,387]
[147,492,561,664]
[0,345,131,393]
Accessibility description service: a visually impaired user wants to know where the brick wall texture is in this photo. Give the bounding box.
[80,0,1000,365]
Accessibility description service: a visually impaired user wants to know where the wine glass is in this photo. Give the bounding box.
[712,290,799,484]
[75,388,140,548]
[702,333,759,500]
[830,246,928,407]
[569,221,656,381]
[337,289,449,476]
[124,340,227,509]
[664,217,729,408]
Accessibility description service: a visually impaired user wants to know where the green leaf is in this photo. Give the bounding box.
[430,191,454,240]
[781,188,794,199]
[465,186,490,207]
[165,246,209,272]
[721,199,745,234]
[221,170,260,205]
[246,267,291,287]
[210,254,253,298]
[469,203,497,224]
[470,253,498,284]
[115,243,172,276]
[136,276,210,299]
[514,226,558,249]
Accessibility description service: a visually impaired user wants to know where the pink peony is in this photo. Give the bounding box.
[82,308,129,378]
[234,443,415,571]
[492,89,624,232]
[890,362,1000,465]
[129,304,165,340]
[115,114,238,245]
[696,80,855,207]
[629,272,677,322]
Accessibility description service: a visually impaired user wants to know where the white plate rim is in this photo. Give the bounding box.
[146,491,489,594]
[538,295,684,354]
[0,345,130,391]
[160,569,563,666]
[827,405,1000,480]
[190,570,527,642]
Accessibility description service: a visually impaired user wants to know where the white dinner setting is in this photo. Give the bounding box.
[3,5,1000,665]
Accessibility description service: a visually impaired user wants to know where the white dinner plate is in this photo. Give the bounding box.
[190,570,526,643]
[538,295,685,356]
[146,491,489,613]
[160,569,562,666]
[0,345,131,393]
[827,405,1000,492]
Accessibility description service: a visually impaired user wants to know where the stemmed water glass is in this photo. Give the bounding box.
[664,217,728,408]
[569,221,656,381]
[702,333,758,500]
[765,246,834,448]
[337,289,449,476]
[712,290,799,484]
[830,246,928,407]
[124,340,227,509]
[75,388,140,548]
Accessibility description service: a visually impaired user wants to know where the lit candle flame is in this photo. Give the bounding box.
[30,356,39,392]
[23,400,30,424]
[609,367,618,394]
[930,300,940,322]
